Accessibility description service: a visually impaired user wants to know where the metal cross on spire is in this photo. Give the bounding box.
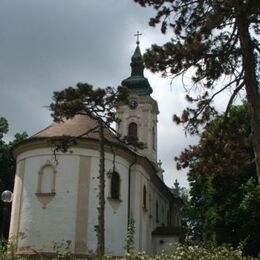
[134,31,142,45]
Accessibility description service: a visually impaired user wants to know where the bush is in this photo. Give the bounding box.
[0,242,258,259]
[124,243,257,260]
[156,243,256,260]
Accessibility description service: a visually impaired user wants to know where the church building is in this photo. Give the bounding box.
[9,41,182,257]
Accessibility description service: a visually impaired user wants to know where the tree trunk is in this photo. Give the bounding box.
[237,16,260,184]
[96,119,105,256]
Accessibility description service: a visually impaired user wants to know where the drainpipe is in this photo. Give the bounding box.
[127,155,137,222]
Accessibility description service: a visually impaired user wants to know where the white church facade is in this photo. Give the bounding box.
[9,43,182,257]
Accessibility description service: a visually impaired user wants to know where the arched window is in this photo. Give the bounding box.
[127,122,138,144]
[143,185,147,210]
[156,200,159,223]
[37,161,57,195]
[110,171,120,200]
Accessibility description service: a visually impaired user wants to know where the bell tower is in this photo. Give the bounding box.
[117,37,159,163]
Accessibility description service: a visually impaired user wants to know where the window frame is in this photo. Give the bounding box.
[143,185,147,210]
[156,200,159,223]
[36,160,57,197]
[127,122,138,144]
[110,171,121,201]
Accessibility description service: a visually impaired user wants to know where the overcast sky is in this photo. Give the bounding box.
[0,0,201,188]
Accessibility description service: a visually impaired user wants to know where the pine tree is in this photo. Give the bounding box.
[134,0,260,182]
[49,83,128,256]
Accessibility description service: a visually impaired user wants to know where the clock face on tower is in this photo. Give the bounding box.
[129,99,138,110]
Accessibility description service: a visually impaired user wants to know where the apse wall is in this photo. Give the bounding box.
[9,146,129,256]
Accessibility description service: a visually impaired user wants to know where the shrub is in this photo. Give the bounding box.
[124,243,257,260]
[0,241,258,259]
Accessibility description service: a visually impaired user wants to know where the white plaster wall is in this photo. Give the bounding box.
[105,155,129,256]
[86,153,129,256]
[117,97,158,163]
[130,165,152,253]
[149,182,170,230]
[85,155,99,254]
[9,159,25,243]
[128,163,173,255]
[13,147,130,255]
[130,167,140,252]
[17,151,79,252]
[11,145,174,256]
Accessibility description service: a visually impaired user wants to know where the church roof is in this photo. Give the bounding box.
[30,114,122,145]
[121,44,153,96]
[14,115,176,202]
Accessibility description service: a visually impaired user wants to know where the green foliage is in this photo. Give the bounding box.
[0,118,27,240]
[178,187,198,242]
[0,118,8,140]
[0,241,257,259]
[0,242,8,260]
[0,117,27,191]
[49,83,129,257]
[53,240,73,259]
[49,83,129,153]
[155,243,256,260]
[105,243,257,260]
[134,0,260,134]
[50,83,128,126]
[176,104,253,173]
[0,240,26,260]
[134,0,260,183]
[238,178,260,255]
[175,105,260,256]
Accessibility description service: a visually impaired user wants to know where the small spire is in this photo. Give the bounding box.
[174,179,180,193]
[134,31,142,46]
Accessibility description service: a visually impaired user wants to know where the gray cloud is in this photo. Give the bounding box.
[0,0,196,188]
